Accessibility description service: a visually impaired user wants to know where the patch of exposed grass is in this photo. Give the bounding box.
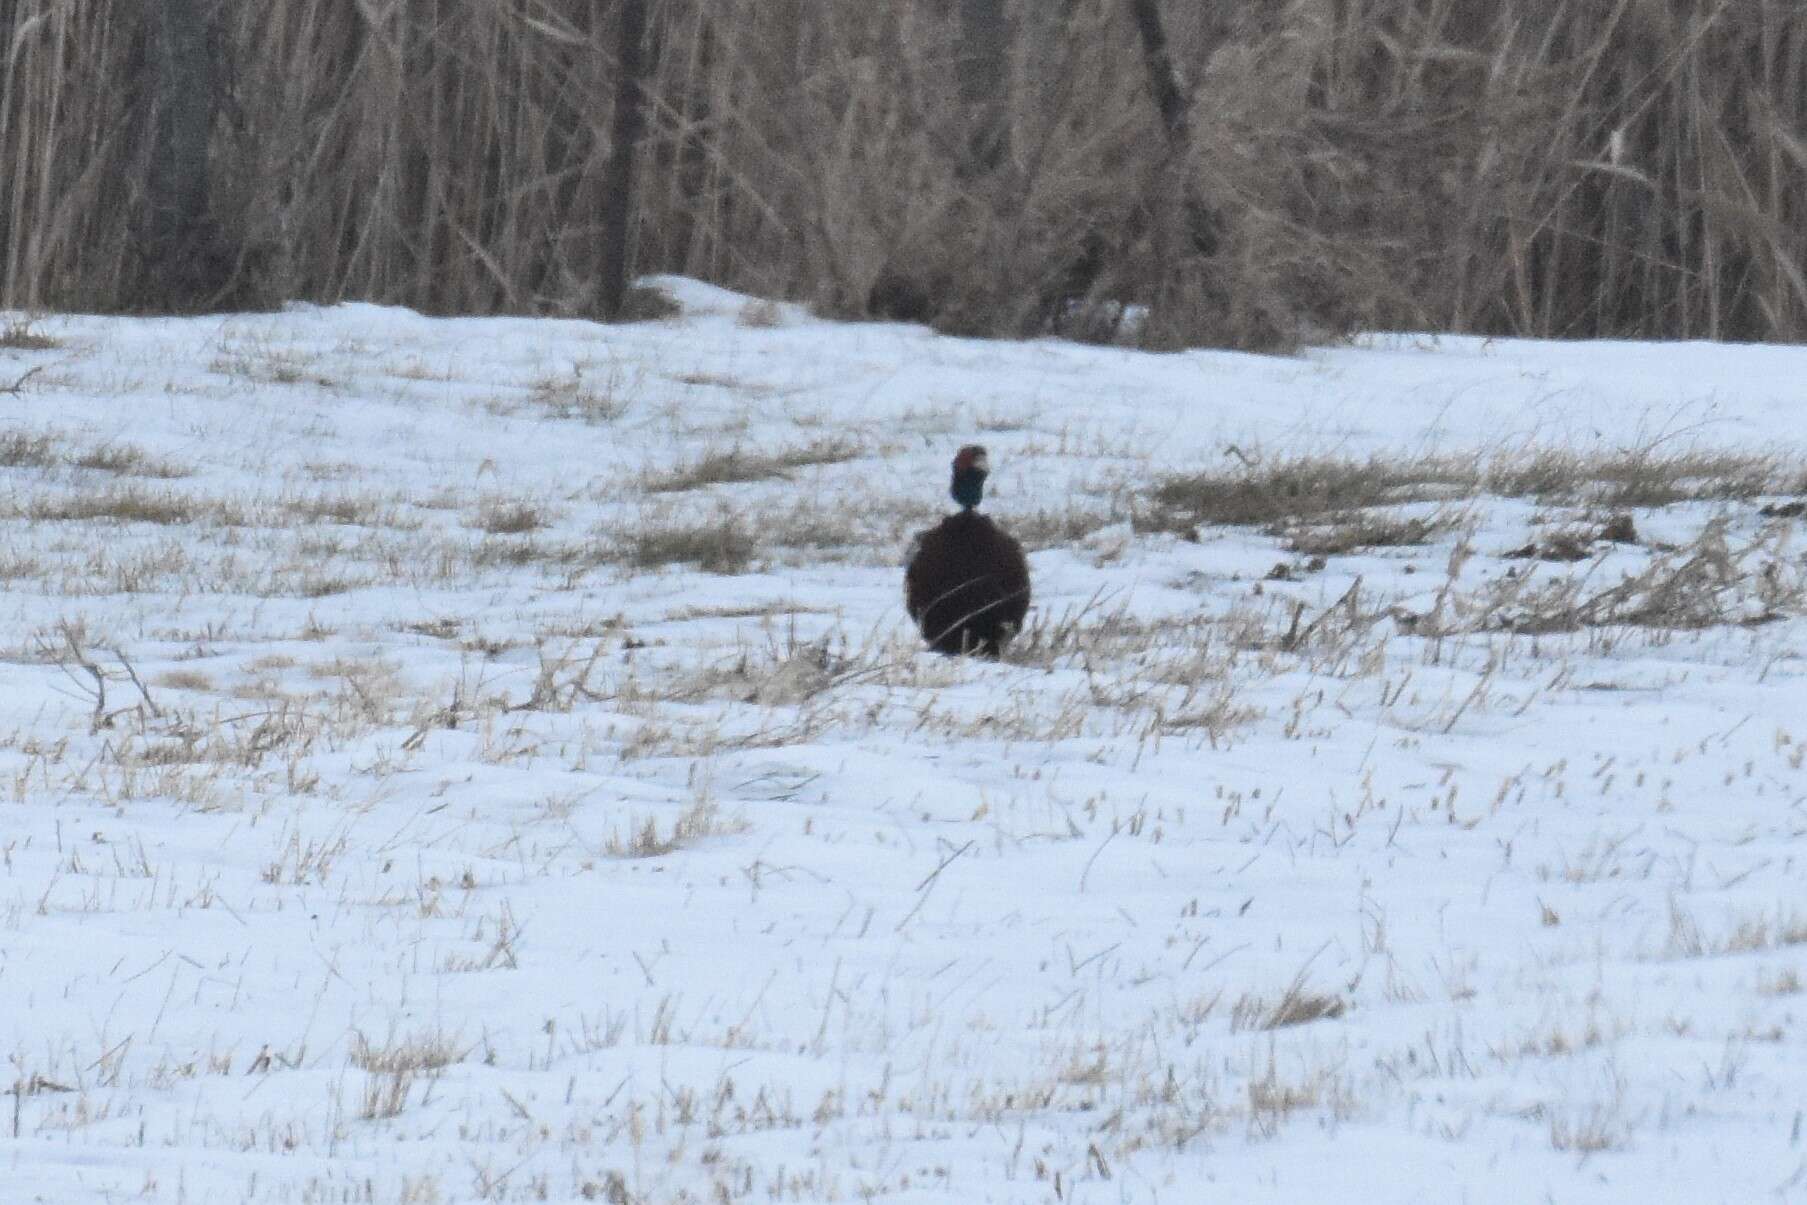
[469,536,590,571]
[0,315,59,350]
[758,500,867,553]
[152,669,214,692]
[617,515,757,574]
[670,369,757,390]
[351,1028,465,1076]
[1010,507,1130,551]
[284,493,391,526]
[1145,454,1475,534]
[1549,1107,1627,1153]
[524,366,631,424]
[295,573,361,598]
[1492,448,1785,507]
[0,550,44,581]
[615,284,681,322]
[28,487,203,526]
[351,1028,466,1121]
[606,800,746,858]
[1286,509,1454,557]
[0,430,59,468]
[1459,517,1804,634]
[1147,448,1803,539]
[70,442,191,479]
[1231,975,1348,1032]
[473,498,548,535]
[210,332,329,387]
[737,298,783,328]
[645,439,862,494]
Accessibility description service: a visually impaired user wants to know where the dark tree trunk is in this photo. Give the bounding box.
[957,0,1010,177]
[1125,0,1220,258]
[1126,0,1188,145]
[139,0,234,311]
[597,0,650,319]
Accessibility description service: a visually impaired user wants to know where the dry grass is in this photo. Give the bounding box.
[1230,982,1347,1033]
[283,493,392,527]
[1286,510,1455,557]
[1144,455,1475,534]
[210,336,326,387]
[644,439,862,494]
[615,513,758,574]
[69,442,191,479]
[607,800,747,858]
[5,2,1807,346]
[0,316,59,349]
[0,431,59,469]
[472,498,549,535]
[1009,507,1132,552]
[351,1029,465,1121]
[1148,449,1805,541]
[1456,519,1805,635]
[26,487,203,526]
[737,299,784,329]
[523,367,632,424]
[1493,449,1786,508]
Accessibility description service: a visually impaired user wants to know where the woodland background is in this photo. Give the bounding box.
[3,0,1804,350]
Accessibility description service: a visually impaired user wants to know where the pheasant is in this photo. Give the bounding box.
[904,445,1030,656]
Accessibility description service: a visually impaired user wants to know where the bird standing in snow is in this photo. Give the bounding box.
[905,445,1030,656]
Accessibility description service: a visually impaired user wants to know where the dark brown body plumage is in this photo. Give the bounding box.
[905,510,1031,656]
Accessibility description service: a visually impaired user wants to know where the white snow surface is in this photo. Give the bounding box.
[0,280,1804,1203]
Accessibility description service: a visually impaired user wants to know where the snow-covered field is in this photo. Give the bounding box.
[2,280,1804,1203]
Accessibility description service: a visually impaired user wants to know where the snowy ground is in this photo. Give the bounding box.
[1,281,1804,1203]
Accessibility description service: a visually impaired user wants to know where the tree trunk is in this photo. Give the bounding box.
[1126,0,1188,145]
[139,0,233,310]
[957,0,1010,177]
[597,0,650,319]
[1125,0,1220,258]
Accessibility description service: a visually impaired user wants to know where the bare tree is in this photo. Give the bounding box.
[956,0,1010,177]
[1124,0,1218,258]
[597,0,651,319]
[138,0,235,310]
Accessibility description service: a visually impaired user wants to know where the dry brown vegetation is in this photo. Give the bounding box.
[1144,448,1802,539]
[4,1,1803,347]
[644,439,863,494]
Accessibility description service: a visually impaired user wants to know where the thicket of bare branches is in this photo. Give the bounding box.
[3,0,1803,347]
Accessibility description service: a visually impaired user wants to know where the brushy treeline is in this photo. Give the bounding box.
[3,0,1804,348]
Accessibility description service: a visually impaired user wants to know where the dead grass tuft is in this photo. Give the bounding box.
[28,487,202,526]
[473,498,549,535]
[1464,518,1804,634]
[210,332,329,387]
[606,800,746,858]
[0,430,59,468]
[284,493,391,527]
[737,298,784,328]
[1232,985,1347,1032]
[0,316,59,350]
[70,442,191,479]
[1010,507,1132,552]
[1549,1107,1627,1153]
[1145,454,1473,534]
[614,284,681,322]
[469,536,589,571]
[644,439,863,494]
[1148,449,1803,542]
[152,669,214,692]
[352,1029,465,1121]
[1493,448,1783,508]
[616,513,757,574]
[525,366,631,424]
[1286,509,1456,557]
